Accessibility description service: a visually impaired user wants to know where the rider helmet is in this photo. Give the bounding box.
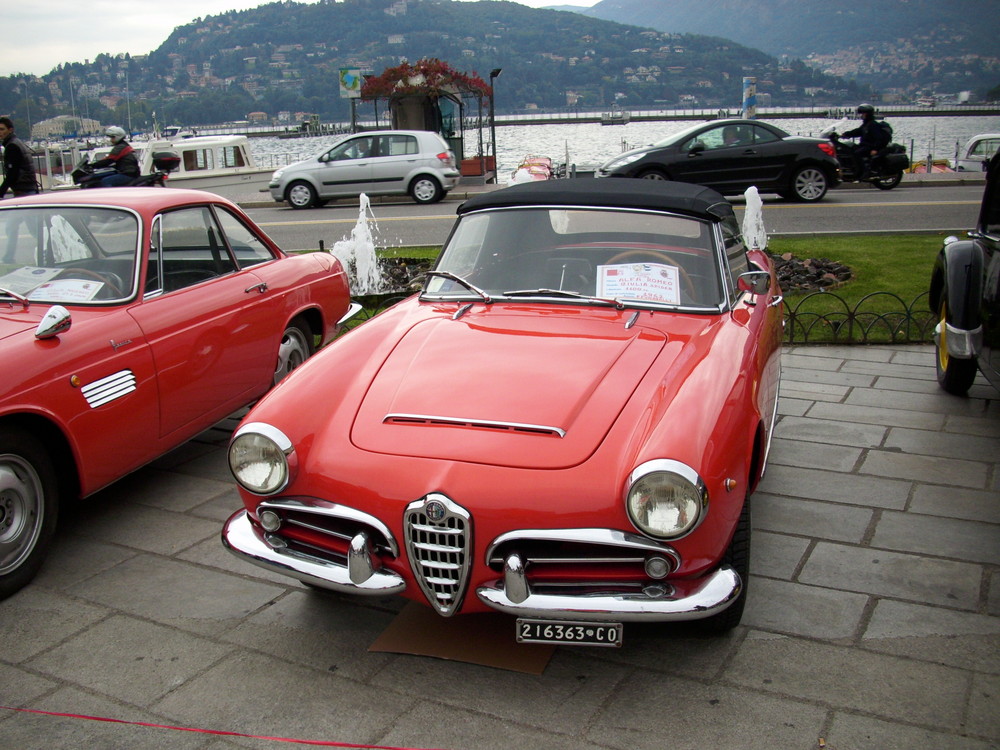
[105,126,127,143]
[856,103,875,117]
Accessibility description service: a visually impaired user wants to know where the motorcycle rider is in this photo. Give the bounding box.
[839,104,891,180]
[92,126,140,186]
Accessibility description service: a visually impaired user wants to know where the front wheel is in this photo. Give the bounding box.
[274,321,314,386]
[789,166,829,202]
[635,168,669,181]
[286,181,319,210]
[872,172,903,190]
[410,176,443,204]
[935,297,978,395]
[0,428,59,600]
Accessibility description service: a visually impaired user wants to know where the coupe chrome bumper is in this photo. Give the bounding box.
[476,560,741,622]
[222,510,406,595]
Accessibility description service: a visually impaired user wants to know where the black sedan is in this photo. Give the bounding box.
[596,119,841,202]
[929,151,1000,394]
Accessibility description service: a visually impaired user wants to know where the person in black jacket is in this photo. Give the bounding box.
[839,104,891,180]
[92,126,140,186]
[0,116,39,199]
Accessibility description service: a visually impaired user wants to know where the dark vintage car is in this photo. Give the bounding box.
[223,179,784,646]
[0,188,356,599]
[929,151,1000,394]
[596,118,841,202]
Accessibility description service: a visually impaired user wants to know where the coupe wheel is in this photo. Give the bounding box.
[700,495,750,633]
[873,172,903,190]
[286,181,318,210]
[789,166,829,202]
[0,428,59,600]
[935,297,978,395]
[274,321,314,386]
[636,168,669,181]
[410,176,443,204]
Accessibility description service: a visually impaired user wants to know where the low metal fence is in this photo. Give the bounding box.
[783,290,936,344]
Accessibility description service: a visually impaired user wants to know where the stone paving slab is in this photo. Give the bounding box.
[1,343,997,750]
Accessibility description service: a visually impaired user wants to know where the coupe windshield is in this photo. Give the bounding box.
[425,206,724,309]
[0,207,138,304]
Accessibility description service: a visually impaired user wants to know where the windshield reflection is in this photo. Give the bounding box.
[0,207,139,304]
[424,206,724,310]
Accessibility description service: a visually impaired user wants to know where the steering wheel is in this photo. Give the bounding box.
[56,268,125,299]
[604,249,698,302]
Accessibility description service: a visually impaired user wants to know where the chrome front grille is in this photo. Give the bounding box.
[404,494,472,616]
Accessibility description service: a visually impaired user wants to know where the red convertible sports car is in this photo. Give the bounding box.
[0,187,354,599]
[223,179,783,645]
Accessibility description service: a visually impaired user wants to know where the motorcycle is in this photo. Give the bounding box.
[822,121,910,191]
[70,150,180,189]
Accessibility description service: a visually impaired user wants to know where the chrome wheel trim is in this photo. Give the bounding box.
[794,168,827,200]
[639,171,667,181]
[0,455,45,576]
[287,183,315,208]
[411,178,440,203]
[274,326,310,385]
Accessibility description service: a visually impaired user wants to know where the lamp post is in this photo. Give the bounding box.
[489,68,502,183]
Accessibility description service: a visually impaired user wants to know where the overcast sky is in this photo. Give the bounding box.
[4,0,599,77]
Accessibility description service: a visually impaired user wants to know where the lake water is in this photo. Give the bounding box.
[247,114,1000,178]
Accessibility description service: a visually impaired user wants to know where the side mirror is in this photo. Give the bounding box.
[737,270,771,296]
[688,141,706,154]
[36,305,72,339]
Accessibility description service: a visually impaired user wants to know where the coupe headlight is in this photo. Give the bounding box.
[229,423,294,495]
[271,168,285,181]
[625,460,707,540]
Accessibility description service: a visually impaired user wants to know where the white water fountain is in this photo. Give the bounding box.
[741,186,768,251]
[329,194,385,295]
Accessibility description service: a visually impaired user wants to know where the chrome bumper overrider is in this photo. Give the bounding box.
[934,320,982,359]
[476,560,741,622]
[222,510,406,595]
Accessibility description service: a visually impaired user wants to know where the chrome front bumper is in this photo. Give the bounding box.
[222,510,406,595]
[476,561,742,622]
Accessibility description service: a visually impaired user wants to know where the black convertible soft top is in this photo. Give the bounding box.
[457,177,735,223]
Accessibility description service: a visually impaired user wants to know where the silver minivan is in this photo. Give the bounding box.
[269,130,461,208]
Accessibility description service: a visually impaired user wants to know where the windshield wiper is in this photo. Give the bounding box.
[503,288,624,309]
[0,286,30,309]
[424,271,492,303]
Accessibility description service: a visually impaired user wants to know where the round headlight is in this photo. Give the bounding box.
[626,460,707,540]
[229,423,293,495]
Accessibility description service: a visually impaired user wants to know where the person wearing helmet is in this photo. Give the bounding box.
[92,126,140,186]
[839,104,891,180]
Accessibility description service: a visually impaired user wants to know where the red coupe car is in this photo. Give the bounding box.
[223,179,783,645]
[0,187,354,599]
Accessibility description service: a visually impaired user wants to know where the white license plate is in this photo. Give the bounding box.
[516,618,623,647]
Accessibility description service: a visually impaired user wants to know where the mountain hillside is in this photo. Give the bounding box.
[578,0,1000,93]
[1,0,869,133]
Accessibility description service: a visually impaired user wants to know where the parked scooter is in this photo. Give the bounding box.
[71,151,180,189]
[822,121,910,190]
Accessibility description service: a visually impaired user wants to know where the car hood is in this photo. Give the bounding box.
[0,308,49,342]
[349,309,693,469]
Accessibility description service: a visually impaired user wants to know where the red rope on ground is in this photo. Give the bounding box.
[0,705,447,749]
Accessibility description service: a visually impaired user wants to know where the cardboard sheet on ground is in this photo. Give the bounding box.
[369,602,554,674]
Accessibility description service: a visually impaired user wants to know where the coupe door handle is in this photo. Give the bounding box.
[245,281,268,294]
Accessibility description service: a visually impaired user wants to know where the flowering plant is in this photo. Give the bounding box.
[361,58,491,100]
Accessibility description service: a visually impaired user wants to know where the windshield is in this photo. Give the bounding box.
[425,206,724,310]
[0,206,139,304]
